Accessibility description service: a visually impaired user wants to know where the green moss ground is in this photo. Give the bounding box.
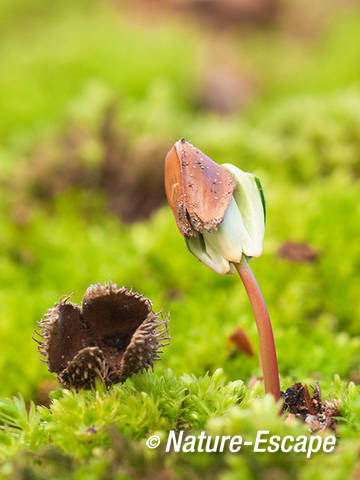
[1,1,360,478]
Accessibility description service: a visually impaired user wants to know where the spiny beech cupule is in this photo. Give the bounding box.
[164,138,280,401]
[34,282,170,390]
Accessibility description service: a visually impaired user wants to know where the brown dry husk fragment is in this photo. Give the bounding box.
[281,382,340,432]
[33,282,170,390]
[228,326,255,357]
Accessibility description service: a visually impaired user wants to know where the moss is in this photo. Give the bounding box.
[1,1,360,477]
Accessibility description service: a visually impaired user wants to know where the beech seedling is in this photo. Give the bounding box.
[165,139,280,400]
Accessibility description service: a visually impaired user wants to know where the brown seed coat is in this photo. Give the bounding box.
[164,139,235,237]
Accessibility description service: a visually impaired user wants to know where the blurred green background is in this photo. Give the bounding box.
[1,0,360,478]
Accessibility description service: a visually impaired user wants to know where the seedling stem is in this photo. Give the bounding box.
[235,257,280,400]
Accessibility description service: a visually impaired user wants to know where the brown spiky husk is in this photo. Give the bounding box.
[34,281,170,390]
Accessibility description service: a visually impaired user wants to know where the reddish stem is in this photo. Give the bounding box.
[235,258,280,401]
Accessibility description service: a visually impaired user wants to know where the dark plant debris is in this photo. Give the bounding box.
[281,382,340,432]
[277,241,320,263]
[100,106,168,223]
[198,65,258,115]
[7,105,167,224]
[131,0,278,27]
[33,282,170,390]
